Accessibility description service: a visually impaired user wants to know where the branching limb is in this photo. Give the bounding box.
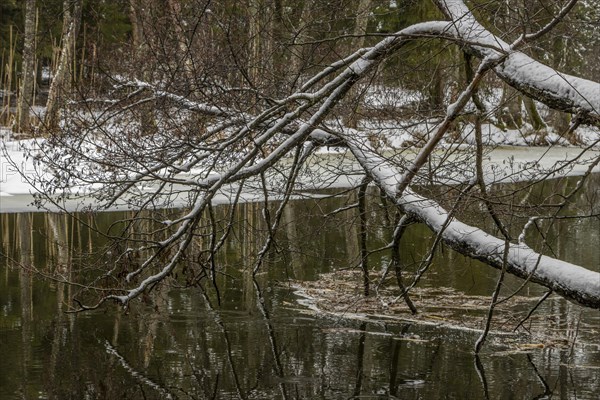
[252,143,315,275]
[475,238,509,354]
[511,0,579,48]
[395,55,499,198]
[346,137,600,308]
[434,0,600,126]
[357,176,371,297]
[514,290,553,332]
[383,214,418,314]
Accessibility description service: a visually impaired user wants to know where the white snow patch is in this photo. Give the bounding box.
[363,86,422,109]
[0,139,42,195]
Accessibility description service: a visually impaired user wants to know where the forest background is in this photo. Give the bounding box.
[2,0,599,143]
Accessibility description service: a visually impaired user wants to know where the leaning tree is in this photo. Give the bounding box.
[23,0,599,342]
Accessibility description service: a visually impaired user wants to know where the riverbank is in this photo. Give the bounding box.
[2,136,600,212]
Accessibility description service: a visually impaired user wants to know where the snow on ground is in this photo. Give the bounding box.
[363,85,422,109]
[355,118,600,148]
[0,135,42,197]
[458,122,563,146]
[1,119,599,212]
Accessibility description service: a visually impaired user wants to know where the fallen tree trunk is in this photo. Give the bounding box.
[41,0,600,312]
[346,136,600,309]
[434,0,600,128]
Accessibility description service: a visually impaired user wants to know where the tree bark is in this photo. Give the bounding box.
[352,0,372,47]
[167,0,195,83]
[16,0,36,133]
[269,0,284,92]
[497,86,523,129]
[129,0,141,49]
[247,0,263,84]
[290,0,314,80]
[45,0,82,130]
[523,96,545,131]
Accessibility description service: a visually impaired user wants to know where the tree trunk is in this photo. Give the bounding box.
[45,0,82,130]
[16,0,37,133]
[523,96,545,131]
[290,0,314,81]
[269,0,284,93]
[549,35,575,140]
[348,140,600,309]
[129,0,156,135]
[167,0,195,83]
[353,0,372,45]
[343,0,372,129]
[497,86,523,129]
[247,0,262,84]
[129,0,141,49]
[429,62,445,113]
[434,0,600,127]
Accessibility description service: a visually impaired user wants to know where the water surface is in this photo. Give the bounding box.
[1,174,599,399]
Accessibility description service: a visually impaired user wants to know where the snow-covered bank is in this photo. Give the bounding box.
[2,134,600,213]
[357,119,600,148]
[0,138,41,197]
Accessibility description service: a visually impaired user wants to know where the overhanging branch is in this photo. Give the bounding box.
[345,134,600,308]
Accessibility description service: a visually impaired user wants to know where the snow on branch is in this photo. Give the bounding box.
[40,2,600,311]
[113,77,236,117]
[346,135,600,309]
[434,0,600,127]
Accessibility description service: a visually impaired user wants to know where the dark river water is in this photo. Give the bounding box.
[1,175,599,399]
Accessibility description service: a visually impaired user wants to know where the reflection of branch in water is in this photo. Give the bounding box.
[527,354,552,400]
[388,335,401,397]
[388,325,412,397]
[48,213,71,389]
[474,355,490,400]
[198,284,246,400]
[18,213,33,397]
[550,312,582,398]
[252,277,289,400]
[104,340,175,399]
[513,290,552,332]
[475,238,509,354]
[352,322,367,398]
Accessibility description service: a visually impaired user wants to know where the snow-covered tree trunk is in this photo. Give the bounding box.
[31,0,600,313]
[347,138,600,309]
[433,0,600,127]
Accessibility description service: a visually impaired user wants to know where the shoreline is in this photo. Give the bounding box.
[2,145,599,213]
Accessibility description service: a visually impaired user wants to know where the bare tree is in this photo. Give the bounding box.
[45,0,82,129]
[343,0,372,129]
[28,0,599,319]
[16,0,36,133]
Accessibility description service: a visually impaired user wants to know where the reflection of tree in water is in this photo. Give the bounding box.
[17,213,33,398]
[1,177,599,398]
